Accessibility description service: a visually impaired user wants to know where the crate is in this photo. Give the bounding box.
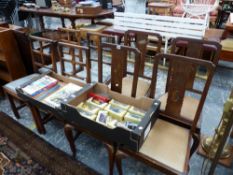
[61,83,160,151]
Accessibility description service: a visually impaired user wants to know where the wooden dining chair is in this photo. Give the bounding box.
[124,30,162,79]
[113,53,215,175]
[29,35,58,73]
[3,35,58,120]
[101,42,156,98]
[57,41,91,83]
[87,32,117,83]
[171,37,222,65]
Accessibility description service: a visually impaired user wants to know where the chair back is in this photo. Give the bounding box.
[151,53,215,131]
[124,30,162,78]
[171,37,221,90]
[57,41,91,83]
[87,32,117,83]
[29,35,57,73]
[101,43,141,98]
[57,27,81,45]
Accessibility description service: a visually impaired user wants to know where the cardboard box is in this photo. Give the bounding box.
[61,83,160,151]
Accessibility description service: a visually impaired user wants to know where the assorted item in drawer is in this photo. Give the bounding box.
[76,94,147,131]
[61,83,160,151]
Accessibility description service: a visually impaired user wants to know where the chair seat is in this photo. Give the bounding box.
[121,76,150,98]
[159,93,199,122]
[139,119,190,174]
[221,38,233,52]
[3,73,39,93]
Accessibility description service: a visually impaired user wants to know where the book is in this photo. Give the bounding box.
[22,75,58,96]
[109,99,130,110]
[43,83,82,108]
[76,102,100,114]
[86,97,108,109]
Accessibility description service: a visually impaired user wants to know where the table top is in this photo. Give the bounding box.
[19,6,114,19]
[148,2,173,8]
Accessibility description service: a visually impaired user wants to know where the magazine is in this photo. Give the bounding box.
[43,83,82,108]
[22,75,58,96]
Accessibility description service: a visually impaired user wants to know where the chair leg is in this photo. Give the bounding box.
[115,151,127,175]
[6,93,20,119]
[104,143,116,175]
[0,86,5,98]
[190,133,200,157]
[64,124,77,158]
[28,104,46,134]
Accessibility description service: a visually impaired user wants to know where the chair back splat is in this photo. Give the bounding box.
[151,53,215,132]
[101,43,141,98]
[124,30,162,78]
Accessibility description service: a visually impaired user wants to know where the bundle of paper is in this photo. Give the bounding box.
[128,106,146,117]
[109,99,130,110]
[86,97,108,109]
[124,112,142,123]
[43,83,82,108]
[105,104,127,121]
[77,102,100,114]
[22,75,58,96]
[77,108,97,120]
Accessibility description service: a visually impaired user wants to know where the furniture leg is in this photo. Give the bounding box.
[28,104,46,134]
[64,124,77,158]
[6,93,20,119]
[0,86,4,98]
[71,19,76,29]
[116,151,127,175]
[190,133,200,157]
[61,17,65,28]
[104,143,116,175]
[38,15,45,31]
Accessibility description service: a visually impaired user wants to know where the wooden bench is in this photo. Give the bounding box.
[113,12,208,53]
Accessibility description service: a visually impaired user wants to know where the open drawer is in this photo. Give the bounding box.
[61,83,160,151]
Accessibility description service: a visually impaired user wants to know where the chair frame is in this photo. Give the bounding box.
[113,53,215,175]
[57,41,91,83]
[124,30,162,79]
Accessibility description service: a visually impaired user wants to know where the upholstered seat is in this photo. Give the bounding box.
[3,73,39,93]
[159,93,200,122]
[121,76,151,98]
[139,119,190,174]
[221,38,233,52]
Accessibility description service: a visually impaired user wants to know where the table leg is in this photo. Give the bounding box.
[28,104,46,134]
[71,19,76,29]
[61,17,65,28]
[38,15,45,31]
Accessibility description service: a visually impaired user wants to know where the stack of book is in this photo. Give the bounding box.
[76,94,146,131]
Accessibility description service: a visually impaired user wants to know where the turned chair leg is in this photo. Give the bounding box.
[64,124,77,158]
[28,104,46,134]
[6,93,20,119]
[116,151,127,175]
[104,143,117,175]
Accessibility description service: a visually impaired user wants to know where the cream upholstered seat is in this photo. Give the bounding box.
[139,119,190,174]
[121,76,151,98]
[159,93,200,122]
[221,38,233,52]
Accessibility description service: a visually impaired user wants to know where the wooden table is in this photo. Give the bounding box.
[148,2,173,16]
[19,6,114,30]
